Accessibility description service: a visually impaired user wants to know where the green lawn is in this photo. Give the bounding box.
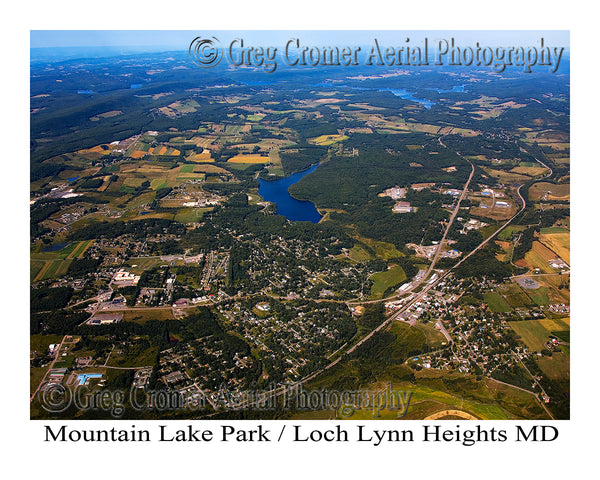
[370,265,407,299]
[483,292,512,313]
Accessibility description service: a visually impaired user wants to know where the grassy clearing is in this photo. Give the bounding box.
[353,235,404,260]
[528,182,570,201]
[347,244,373,262]
[179,164,196,173]
[37,259,72,281]
[70,240,93,258]
[510,166,549,176]
[497,225,526,241]
[124,257,165,274]
[305,357,546,419]
[412,322,447,348]
[106,346,159,368]
[537,351,569,381]
[370,265,407,299]
[483,292,512,313]
[246,114,266,121]
[527,287,550,306]
[122,309,175,323]
[501,283,535,308]
[509,319,565,351]
[31,260,45,281]
[174,207,211,224]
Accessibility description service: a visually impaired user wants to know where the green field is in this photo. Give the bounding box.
[526,287,550,306]
[501,283,535,308]
[537,351,570,381]
[35,258,73,281]
[106,345,159,368]
[370,265,407,299]
[174,207,211,224]
[304,359,548,420]
[347,244,373,262]
[483,292,512,313]
[497,225,526,241]
[353,235,404,260]
[509,318,569,352]
[122,309,176,323]
[412,322,448,348]
[70,240,93,258]
[246,114,266,121]
[540,226,569,234]
[30,260,45,281]
[124,257,167,274]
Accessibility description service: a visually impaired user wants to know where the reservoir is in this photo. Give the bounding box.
[41,242,69,252]
[258,164,323,223]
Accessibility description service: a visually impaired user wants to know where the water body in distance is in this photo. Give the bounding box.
[309,83,437,109]
[258,164,323,223]
[41,242,69,252]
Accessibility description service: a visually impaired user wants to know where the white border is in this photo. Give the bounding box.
[5,1,598,477]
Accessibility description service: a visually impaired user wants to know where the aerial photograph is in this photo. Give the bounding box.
[29,30,570,421]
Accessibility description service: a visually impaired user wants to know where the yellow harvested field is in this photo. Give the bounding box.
[523,241,558,274]
[532,240,557,262]
[510,166,549,176]
[148,146,167,155]
[188,152,214,163]
[227,155,270,164]
[78,144,109,154]
[540,233,570,265]
[130,150,147,159]
[310,134,349,146]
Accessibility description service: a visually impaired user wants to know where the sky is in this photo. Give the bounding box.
[30,30,570,51]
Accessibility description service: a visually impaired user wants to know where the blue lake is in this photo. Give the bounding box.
[258,164,323,223]
[309,83,436,109]
[380,87,435,109]
[42,242,69,252]
[429,85,465,93]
